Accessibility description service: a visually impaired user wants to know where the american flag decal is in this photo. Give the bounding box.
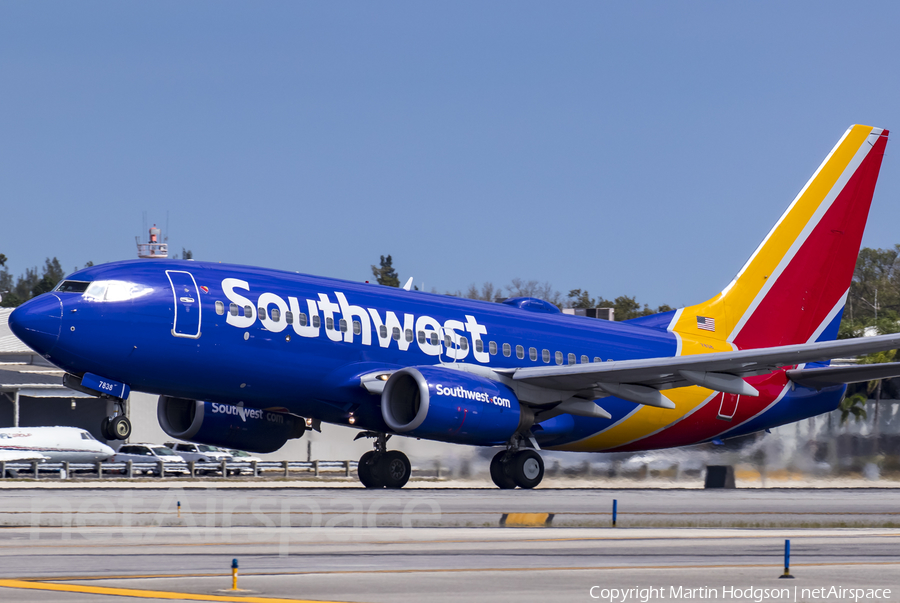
[697,316,716,332]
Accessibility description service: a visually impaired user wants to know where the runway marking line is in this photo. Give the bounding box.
[7,560,900,586]
[4,531,900,551]
[6,509,900,516]
[0,579,353,603]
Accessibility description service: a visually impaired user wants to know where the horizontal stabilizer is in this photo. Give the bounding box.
[787,362,900,390]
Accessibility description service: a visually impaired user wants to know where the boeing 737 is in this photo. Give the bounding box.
[9,125,900,489]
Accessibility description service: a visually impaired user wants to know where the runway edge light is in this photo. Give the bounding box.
[778,540,794,579]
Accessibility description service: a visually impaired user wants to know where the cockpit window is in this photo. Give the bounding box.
[84,280,154,302]
[56,280,91,293]
[80,431,96,441]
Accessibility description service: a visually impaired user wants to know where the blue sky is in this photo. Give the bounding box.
[2,2,899,308]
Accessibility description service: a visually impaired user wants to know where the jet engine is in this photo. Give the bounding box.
[157,396,305,454]
[381,366,528,446]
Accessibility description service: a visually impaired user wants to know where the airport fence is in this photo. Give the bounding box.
[0,459,358,480]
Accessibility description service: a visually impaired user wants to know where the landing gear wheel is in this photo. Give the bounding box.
[490,451,517,489]
[110,416,132,440]
[510,449,544,489]
[100,417,112,440]
[381,451,411,489]
[358,451,384,488]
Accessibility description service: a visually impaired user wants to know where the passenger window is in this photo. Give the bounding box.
[326,317,334,330]
[593,357,602,362]
[476,340,484,353]
[286,311,294,325]
[244,305,253,317]
[379,325,388,339]
[418,331,426,344]
[405,328,413,342]
[530,347,538,361]
[354,321,362,335]
[339,318,347,332]
[542,349,550,363]
[259,307,267,320]
[299,313,308,327]
[271,308,281,322]
[503,343,511,357]
[215,301,225,315]
[581,355,589,364]
[312,315,320,328]
[555,351,563,365]
[230,303,238,316]
[392,327,401,341]
[444,334,452,347]
[568,353,576,365]
[516,345,524,359]
[430,332,439,346]
[459,337,468,351]
[489,341,497,355]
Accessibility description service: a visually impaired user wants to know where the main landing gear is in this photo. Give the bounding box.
[355,432,411,489]
[101,400,131,441]
[490,442,545,490]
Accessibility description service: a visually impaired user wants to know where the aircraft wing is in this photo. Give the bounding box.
[510,333,900,408]
[0,450,48,462]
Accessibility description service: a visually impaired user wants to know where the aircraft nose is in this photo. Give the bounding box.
[8,294,62,355]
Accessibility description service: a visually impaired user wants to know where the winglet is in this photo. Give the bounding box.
[402,277,414,291]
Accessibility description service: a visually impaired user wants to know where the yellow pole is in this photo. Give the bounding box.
[231,559,238,590]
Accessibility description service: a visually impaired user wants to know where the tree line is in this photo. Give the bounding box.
[371,255,673,321]
[0,255,90,308]
[375,247,900,330]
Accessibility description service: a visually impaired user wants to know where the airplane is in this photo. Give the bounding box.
[0,426,114,463]
[8,124,900,489]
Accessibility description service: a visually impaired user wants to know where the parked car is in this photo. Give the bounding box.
[226,449,263,475]
[227,449,262,463]
[112,444,187,475]
[164,442,233,463]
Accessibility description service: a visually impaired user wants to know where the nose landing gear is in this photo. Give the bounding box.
[101,401,131,441]
[355,432,411,489]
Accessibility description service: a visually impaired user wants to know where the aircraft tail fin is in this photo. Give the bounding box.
[670,125,889,349]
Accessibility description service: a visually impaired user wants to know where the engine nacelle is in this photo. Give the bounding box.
[381,366,524,446]
[157,396,305,454]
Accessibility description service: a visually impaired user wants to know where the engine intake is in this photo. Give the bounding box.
[381,367,524,446]
[157,396,305,454]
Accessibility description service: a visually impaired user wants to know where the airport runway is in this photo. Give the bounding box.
[2,486,900,528]
[0,488,898,602]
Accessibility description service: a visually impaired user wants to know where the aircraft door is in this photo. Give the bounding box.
[717,394,739,421]
[166,270,202,339]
